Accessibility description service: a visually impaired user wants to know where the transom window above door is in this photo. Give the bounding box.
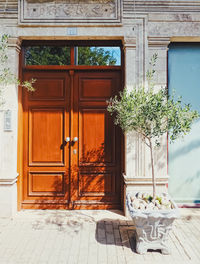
[23,40,122,67]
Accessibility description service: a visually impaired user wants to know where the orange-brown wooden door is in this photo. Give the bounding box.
[22,70,122,209]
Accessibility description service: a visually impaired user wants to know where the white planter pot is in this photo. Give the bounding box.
[126,193,180,254]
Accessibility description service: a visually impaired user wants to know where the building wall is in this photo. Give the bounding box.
[0,0,200,216]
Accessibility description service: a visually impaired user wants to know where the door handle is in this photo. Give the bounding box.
[65,137,70,143]
[73,137,78,143]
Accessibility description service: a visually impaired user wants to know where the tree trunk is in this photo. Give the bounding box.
[149,138,156,199]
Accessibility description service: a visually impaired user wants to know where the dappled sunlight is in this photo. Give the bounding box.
[80,143,105,164]
[169,120,200,202]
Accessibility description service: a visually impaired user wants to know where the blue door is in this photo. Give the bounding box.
[168,43,200,204]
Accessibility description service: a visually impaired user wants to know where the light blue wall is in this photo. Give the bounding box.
[168,43,200,204]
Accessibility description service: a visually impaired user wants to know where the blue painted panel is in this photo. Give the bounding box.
[168,43,200,204]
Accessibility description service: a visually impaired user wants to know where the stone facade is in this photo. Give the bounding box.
[0,0,200,217]
[20,0,121,24]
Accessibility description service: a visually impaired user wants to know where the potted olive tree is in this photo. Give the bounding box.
[107,54,199,254]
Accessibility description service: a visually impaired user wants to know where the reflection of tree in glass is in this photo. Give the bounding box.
[25,46,70,65]
[78,47,117,66]
[25,46,118,66]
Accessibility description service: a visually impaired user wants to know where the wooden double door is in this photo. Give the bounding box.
[22,69,122,209]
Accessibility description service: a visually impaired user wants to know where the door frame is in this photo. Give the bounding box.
[17,39,125,210]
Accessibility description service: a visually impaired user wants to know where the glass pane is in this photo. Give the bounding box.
[75,47,121,66]
[24,46,70,65]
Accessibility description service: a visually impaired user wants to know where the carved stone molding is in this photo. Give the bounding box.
[20,0,122,25]
[0,173,18,186]
[8,37,22,53]
[123,0,200,14]
[123,175,169,186]
[148,36,170,48]
[123,37,136,49]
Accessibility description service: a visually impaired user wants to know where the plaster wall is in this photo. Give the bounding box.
[0,37,20,217]
[0,0,200,216]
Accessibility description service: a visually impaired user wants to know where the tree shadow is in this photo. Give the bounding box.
[154,135,167,173]
[169,139,200,161]
[170,171,200,203]
[80,142,105,163]
[32,140,121,212]
[31,210,97,234]
[95,218,163,254]
[95,218,136,251]
[126,131,166,177]
[29,138,123,232]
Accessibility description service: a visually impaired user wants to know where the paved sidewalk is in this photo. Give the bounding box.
[0,209,199,264]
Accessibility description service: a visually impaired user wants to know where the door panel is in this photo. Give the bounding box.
[28,78,65,100]
[29,108,65,165]
[80,78,113,100]
[79,109,114,164]
[28,172,65,196]
[79,172,115,196]
[22,70,122,209]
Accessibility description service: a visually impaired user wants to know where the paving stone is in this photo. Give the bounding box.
[0,209,199,263]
